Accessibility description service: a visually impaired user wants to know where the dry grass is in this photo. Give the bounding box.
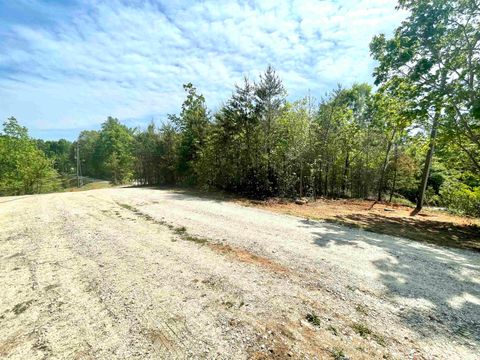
[0,332,24,358]
[65,181,112,192]
[239,198,480,252]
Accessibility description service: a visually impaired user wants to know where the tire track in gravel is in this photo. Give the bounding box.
[103,188,480,359]
[2,195,121,359]
[67,193,273,358]
[77,192,410,359]
[1,189,479,359]
[60,192,264,359]
[56,194,192,359]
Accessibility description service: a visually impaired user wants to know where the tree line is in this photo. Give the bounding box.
[0,0,478,216]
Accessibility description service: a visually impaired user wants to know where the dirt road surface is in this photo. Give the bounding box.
[1,188,479,359]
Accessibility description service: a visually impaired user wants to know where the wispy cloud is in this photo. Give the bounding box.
[0,0,407,139]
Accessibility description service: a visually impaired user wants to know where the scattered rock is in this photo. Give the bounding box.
[295,198,309,205]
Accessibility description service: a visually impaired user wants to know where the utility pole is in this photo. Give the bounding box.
[76,142,82,188]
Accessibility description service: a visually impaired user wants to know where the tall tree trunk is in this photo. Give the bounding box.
[389,144,399,203]
[323,164,329,197]
[299,162,303,198]
[377,134,395,201]
[414,107,440,214]
[342,151,350,197]
[330,160,336,197]
[364,139,370,199]
[317,166,322,198]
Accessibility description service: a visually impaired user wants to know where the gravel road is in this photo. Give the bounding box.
[1,188,479,359]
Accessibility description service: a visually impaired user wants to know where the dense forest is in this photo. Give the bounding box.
[1,0,479,216]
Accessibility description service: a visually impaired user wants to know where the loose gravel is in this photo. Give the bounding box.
[0,188,478,359]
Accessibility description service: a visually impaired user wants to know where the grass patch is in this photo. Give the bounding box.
[183,235,208,245]
[351,323,386,346]
[355,304,368,316]
[116,200,209,246]
[389,196,415,207]
[351,323,372,338]
[330,347,348,360]
[371,333,386,346]
[117,202,136,212]
[306,312,321,327]
[327,215,480,252]
[174,226,187,234]
[117,202,156,222]
[327,325,339,336]
[12,300,33,315]
[142,214,154,221]
[64,181,112,192]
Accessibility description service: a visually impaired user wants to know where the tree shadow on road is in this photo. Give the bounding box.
[300,218,480,348]
[327,213,480,251]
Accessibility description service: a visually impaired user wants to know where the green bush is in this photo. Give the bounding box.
[390,195,415,207]
[440,180,480,217]
[0,118,61,196]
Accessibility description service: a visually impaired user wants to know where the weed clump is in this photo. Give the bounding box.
[174,226,187,234]
[118,203,135,211]
[327,325,339,336]
[351,323,371,337]
[12,300,33,315]
[355,304,368,315]
[306,313,321,327]
[330,347,349,360]
[184,235,208,245]
[351,323,386,346]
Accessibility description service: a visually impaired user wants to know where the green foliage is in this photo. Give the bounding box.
[172,83,209,185]
[75,130,100,177]
[0,117,61,195]
[36,138,74,174]
[121,64,478,217]
[389,196,415,207]
[3,43,479,219]
[195,70,285,197]
[134,122,179,185]
[371,0,480,210]
[95,117,135,184]
[440,180,480,217]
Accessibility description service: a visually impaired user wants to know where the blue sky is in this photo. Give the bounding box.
[0,0,407,140]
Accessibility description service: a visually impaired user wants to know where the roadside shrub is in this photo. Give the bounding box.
[440,180,480,217]
[396,187,418,204]
[390,195,415,207]
[0,119,62,196]
[425,188,441,206]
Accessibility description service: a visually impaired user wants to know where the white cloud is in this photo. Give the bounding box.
[0,0,407,139]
